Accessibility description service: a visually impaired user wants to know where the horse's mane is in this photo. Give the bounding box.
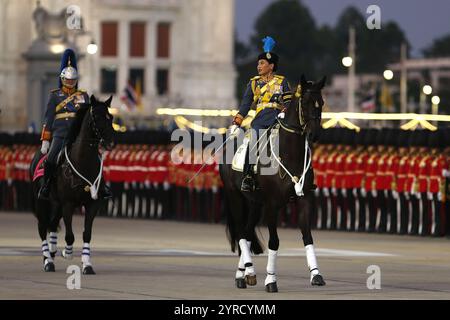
[64,105,90,148]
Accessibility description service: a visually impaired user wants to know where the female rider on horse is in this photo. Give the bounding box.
[38,49,111,200]
[230,36,292,192]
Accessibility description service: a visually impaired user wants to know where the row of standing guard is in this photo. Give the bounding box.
[307,127,450,236]
[1,129,450,237]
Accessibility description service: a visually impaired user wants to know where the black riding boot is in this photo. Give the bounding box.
[241,148,255,192]
[100,183,113,200]
[38,161,55,200]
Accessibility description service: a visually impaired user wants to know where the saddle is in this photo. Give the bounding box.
[231,126,279,173]
[32,148,66,182]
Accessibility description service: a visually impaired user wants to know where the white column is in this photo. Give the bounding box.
[118,19,128,96]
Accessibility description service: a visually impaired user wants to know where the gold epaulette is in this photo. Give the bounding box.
[250,76,260,81]
[274,75,285,80]
[78,89,86,93]
[50,88,59,93]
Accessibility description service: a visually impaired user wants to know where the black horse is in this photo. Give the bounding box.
[219,75,326,292]
[30,95,114,274]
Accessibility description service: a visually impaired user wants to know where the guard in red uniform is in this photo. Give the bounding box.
[385,129,401,234]
[342,129,357,231]
[395,130,411,235]
[353,130,368,232]
[375,129,389,233]
[362,129,379,232]
[427,131,447,236]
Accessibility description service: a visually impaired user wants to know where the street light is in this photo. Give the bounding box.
[342,56,353,67]
[87,40,98,55]
[383,70,394,81]
[422,85,432,95]
[431,95,440,105]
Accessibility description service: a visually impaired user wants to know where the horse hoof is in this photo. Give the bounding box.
[62,251,73,260]
[83,266,96,275]
[235,278,247,289]
[245,274,257,286]
[265,282,278,293]
[311,274,326,286]
[43,262,55,272]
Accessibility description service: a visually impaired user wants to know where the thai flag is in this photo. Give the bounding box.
[361,95,376,112]
[120,82,138,110]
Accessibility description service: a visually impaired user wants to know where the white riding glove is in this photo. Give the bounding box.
[229,124,240,137]
[41,140,50,155]
[277,112,285,119]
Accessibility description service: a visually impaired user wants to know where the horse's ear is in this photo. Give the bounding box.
[300,74,307,87]
[317,76,327,90]
[90,94,97,105]
[105,95,113,106]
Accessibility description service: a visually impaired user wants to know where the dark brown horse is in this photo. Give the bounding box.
[30,95,114,273]
[220,75,326,292]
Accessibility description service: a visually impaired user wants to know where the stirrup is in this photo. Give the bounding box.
[241,175,255,192]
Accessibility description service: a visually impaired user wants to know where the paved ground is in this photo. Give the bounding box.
[1,211,450,300]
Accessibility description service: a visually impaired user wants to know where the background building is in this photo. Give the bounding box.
[0,0,237,132]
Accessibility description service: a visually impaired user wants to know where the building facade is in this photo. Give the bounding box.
[0,0,237,131]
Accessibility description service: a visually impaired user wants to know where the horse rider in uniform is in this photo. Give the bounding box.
[38,48,111,200]
[230,36,292,192]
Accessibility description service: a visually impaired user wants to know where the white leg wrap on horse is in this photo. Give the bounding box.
[265,249,278,285]
[63,245,73,260]
[235,251,246,279]
[305,244,320,278]
[49,232,58,254]
[239,239,254,275]
[82,243,92,266]
[41,240,52,260]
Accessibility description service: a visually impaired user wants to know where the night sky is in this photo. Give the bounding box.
[235,0,450,57]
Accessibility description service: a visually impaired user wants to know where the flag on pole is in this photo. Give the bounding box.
[361,95,376,112]
[135,77,143,112]
[120,81,138,111]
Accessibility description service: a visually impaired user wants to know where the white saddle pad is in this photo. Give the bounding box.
[231,137,249,172]
[231,127,279,173]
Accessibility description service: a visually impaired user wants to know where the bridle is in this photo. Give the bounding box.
[277,85,322,136]
[87,105,110,149]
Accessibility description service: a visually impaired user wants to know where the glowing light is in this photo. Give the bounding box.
[431,95,440,105]
[342,56,353,67]
[87,42,98,55]
[423,85,432,95]
[383,70,394,80]
[50,44,65,54]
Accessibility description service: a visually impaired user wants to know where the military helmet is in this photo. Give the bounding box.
[258,36,279,72]
[59,48,78,89]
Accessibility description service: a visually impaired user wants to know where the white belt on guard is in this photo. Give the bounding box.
[64,146,104,200]
[269,134,311,197]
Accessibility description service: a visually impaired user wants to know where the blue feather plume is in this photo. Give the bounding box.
[60,48,78,73]
[262,36,276,53]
